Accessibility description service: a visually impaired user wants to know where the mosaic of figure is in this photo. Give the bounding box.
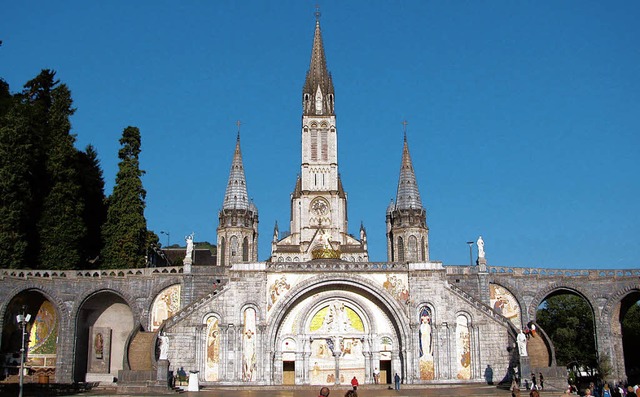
[242,308,257,381]
[94,333,104,359]
[489,284,521,327]
[418,306,434,380]
[456,315,471,380]
[150,284,181,331]
[27,300,58,355]
[382,274,410,303]
[205,317,220,381]
[267,275,291,311]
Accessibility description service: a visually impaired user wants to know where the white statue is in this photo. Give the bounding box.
[420,315,432,358]
[322,230,331,249]
[516,330,527,356]
[185,232,195,261]
[159,332,169,360]
[477,236,485,259]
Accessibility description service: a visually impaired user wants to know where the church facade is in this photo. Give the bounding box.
[1,14,639,391]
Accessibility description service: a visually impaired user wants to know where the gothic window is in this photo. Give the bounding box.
[242,237,249,261]
[321,130,328,161]
[397,237,404,262]
[311,130,318,160]
[219,238,226,267]
[230,236,238,259]
[408,235,418,261]
[422,237,426,261]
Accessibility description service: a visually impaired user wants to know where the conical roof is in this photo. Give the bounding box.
[395,135,423,210]
[303,18,335,115]
[222,133,250,210]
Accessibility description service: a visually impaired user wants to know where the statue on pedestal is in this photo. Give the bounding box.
[517,330,527,356]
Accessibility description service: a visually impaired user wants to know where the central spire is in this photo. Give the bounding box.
[303,12,335,116]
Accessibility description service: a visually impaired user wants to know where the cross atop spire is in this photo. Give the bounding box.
[236,120,242,140]
[402,120,408,142]
[303,9,335,116]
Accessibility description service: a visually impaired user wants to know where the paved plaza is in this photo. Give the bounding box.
[70,384,547,397]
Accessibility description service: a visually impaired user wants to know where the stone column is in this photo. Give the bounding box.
[362,336,371,383]
[257,324,267,382]
[195,324,206,379]
[409,322,420,383]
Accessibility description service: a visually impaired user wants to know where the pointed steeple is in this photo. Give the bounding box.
[303,11,335,116]
[222,132,250,210]
[395,132,424,210]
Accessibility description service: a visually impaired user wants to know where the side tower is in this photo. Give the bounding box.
[217,132,258,266]
[386,131,429,262]
[271,13,368,263]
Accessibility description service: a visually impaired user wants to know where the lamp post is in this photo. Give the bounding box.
[16,306,31,397]
[160,231,170,247]
[466,241,474,267]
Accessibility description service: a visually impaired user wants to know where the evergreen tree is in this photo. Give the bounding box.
[0,97,34,268]
[37,83,86,269]
[76,144,107,268]
[101,126,147,268]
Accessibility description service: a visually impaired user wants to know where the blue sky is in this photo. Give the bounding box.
[1,1,638,269]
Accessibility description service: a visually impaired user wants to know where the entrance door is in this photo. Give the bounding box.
[380,360,391,384]
[283,361,295,385]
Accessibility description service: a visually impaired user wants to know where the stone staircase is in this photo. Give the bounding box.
[128,331,156,371]
[528,332,551,368]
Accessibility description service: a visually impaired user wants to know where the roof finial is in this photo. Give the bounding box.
[402,119,408,142]
[236,120,242,140]
[315,4,321,21]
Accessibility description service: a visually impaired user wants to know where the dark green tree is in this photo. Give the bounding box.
[0,97,34,268]
[622,301,640,383]
[537,293,597,372]
[37,83,86,269]
[101,126,147,268]
[76,145,107,268]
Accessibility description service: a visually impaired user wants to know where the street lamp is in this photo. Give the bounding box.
[466,241,474,267]
[16,306,31,397]
[160,231,170,247]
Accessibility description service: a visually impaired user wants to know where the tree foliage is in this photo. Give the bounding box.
[0,70,108,269]
[101,126,147,268]
[37,80,86,269]
[537,293,597,370]
[622,301,640,383]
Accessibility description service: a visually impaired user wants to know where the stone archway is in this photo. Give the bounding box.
[268,276,410,386]
[73,290,134,383]
[1,289,60,383]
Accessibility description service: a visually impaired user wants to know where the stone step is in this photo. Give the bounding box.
[128,331,156,371]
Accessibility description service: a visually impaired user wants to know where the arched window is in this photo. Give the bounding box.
[408,235,418,261]
[397,237,404,262]
[242,236,249,261]
[421,237,426,261]
[230,236,238,259]
[219,237,226,267]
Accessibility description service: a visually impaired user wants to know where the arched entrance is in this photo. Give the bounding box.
[73,291,133,383]
[1,290,59,383]
[270,279,407,386]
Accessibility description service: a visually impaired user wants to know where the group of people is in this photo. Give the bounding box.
[318,372,403,397]
[566,381,640,397]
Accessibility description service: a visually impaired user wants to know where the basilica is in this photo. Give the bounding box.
[0,13,638,391]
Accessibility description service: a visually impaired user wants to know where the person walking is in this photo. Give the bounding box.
[373,367,380,384]
[351,376,359,390]
[539,373,544,390]
[394,373,401,390]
